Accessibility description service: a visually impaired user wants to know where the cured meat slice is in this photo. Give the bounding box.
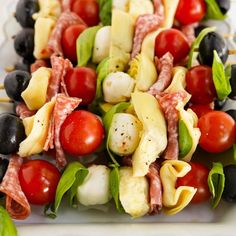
[153,0,165,17]
[131,14,162,59]
[61,0,72,11]
[0,155,31,220]
[16,102,36,119]
[47,11,86,56]
[47,54,72,101]
[30,59,49,73]
[46,94,81,167]
[146,162,162,214]
[181,24,196,46]
[157,91,187,160]
[149,52,174,96]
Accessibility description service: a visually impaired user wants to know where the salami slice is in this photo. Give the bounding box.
[47,11,86,56]
[30,59,49,73]
[47,54,72,101]
[149,52,174,96]
[181,24,196,46]
[153,0,165,17]
[0,155,31,220]
[61,0,72,12]
[157,91,187,160]
[52,94,81,167]
[16,102,36,119]
[146,162,162,214]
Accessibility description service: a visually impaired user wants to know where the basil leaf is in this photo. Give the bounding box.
[109,166,124,213]
[98,0,112,26]
[0,206,17,236]
[178,119,193,159]
[45,162,88,218]
[77,25,102,67]
[103,102,130,166]
[187,27,215,69]
[205,0,227,20]
[208,162,225,208]
[233,144,236,162]
[212,50,231,100]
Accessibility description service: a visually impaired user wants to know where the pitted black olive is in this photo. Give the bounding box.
[216,0,231,15]
[14,28,35,61]
[228,65,236,100]
[222,165,236,203]
[0,114,26,155]
[4,70,30,102]
[198,32,228,66]
[15,0,39,28]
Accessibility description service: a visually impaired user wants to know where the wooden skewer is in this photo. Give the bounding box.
[0,97,13,103]
[223,34,236,38]
[0,84,4,89]
[228,49,236,55]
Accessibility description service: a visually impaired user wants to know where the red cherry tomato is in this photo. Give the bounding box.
[72,0,99,26]
[62,24,87,62]
[19,160,61,205]
[64,67,97,105]
[186,65,217,105]
[198,111,235,153]
[155,29,190,64]
[60,110,104,156]
[175,0,206,25]
[188,104,213,118]
[176,162,211,204]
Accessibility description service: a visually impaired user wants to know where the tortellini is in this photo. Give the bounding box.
[129,0,154,20]
[160,160,197,215]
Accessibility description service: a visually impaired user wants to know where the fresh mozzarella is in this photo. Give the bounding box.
[92,26,111,64]
[103,72,135,104]
[77,165,111,206]
[108,113,142,156]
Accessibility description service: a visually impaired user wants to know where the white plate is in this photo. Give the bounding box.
[1,1,236,235]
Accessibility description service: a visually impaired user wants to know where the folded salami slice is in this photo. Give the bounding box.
[47,11,86,56]
[181,24,196,46]
[44,94,81,167]
[61,0,72,12]
[16,102,36,119]
[146,162,162,214]
[157,91,187,160]
[0,155,31,220]
[47,54,73,101]
[30,59,49,73]
[149,52,174,96]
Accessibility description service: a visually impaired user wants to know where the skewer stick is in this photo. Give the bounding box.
[0,97,13,103]
[193,48,236,55]
[223,34,236,38]
[0,84,4,89]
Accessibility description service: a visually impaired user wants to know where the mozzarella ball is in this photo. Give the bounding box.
[77,165,111,206]
[103,72,135,104]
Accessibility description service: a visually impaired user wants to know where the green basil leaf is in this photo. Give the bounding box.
[0,206,17,236]
[98,0,112,26]
[44,162,88,218]
[212,50,232,100]
[208,162,225,208]
[205,0,227,20]
[77,25,102,67]
[225,64,232,81]
[109,166,124,213]
[187,27,215,69]
[103,102,130,166]
[233,144,236,162]
[178,119,193,159]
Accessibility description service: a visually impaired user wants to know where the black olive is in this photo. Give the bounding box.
[0,158,9,198]
[4,70,30,102]
[228,65,236,100]
[14,28,35,62]
[214,99,227,110]
[0,113,26,155]
[194,25,207,37]
[226,110,236,121]
[222,165,236,203]
[215,0,231,15]
[198,32,228,66]
[15,0,39,28]
[15,59,31,72]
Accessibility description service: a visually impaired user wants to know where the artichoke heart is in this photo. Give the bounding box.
[160,160,197,215]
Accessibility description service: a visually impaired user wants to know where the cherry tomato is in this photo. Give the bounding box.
[60,110,104,156]
[72,0,99,26]
[186,65,217,105]
[176,162,211,204]
[175,0,206,25]
[64,67,97,105]
[188,104,213,118]
[155,29,190,64]
[19,160,61,205]
[198,111,235,153]
[62,24,86,62]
